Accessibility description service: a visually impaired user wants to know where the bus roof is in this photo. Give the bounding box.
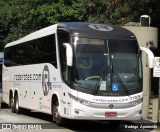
[5,22,135,48]
[5,24,58,48]
[58,22,135,39]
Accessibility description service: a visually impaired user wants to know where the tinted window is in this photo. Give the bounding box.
[4,34,57,67]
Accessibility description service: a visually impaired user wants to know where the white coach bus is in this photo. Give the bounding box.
[2,22,154,126]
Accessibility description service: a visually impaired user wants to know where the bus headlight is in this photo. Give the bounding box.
[129,98,143,106]
[79,98,92,105]
[68,92,92,106]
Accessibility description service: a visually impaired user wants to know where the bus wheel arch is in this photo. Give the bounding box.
[51,94,65,125]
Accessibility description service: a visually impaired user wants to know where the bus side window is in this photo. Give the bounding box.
[58,31,70,84]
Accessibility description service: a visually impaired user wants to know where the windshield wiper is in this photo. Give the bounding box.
[134,51,140,74]
[93,66,106,95]
[111,63,130,96]
[93,80,101,95]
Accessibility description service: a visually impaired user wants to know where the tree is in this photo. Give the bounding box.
[77,0,149,25]
[0,0,159,47]
[0,0,11,48]
[1,0,80,45]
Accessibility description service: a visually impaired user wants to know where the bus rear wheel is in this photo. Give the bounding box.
[10,96,15,113]
[15,94,22,114]
[52,101,65,126]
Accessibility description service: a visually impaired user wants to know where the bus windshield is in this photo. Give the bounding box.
[74,37,142,95]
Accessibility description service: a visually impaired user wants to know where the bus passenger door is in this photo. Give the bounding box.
[58,30,71,117]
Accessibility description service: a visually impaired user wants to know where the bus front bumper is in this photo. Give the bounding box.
[70,102,142,120]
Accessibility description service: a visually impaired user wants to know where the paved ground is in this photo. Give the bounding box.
[131,119,160,132]
[0,108,159,132]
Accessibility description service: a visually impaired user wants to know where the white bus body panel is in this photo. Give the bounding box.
[66,90,142,120]
[3,63,63,114]
[58,81,142,120]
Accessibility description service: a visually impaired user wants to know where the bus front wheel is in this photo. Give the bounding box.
[52,101,65,126]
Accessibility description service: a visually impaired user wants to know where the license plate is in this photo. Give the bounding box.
[105,112,117,117]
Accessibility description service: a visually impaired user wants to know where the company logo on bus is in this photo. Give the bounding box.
[88,24,113,31]
[42,65,50,96]
[108,104,114,109]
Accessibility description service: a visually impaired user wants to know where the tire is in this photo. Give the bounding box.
[15,94,22,114]
[52,101,66,126]
[10,96,15,113]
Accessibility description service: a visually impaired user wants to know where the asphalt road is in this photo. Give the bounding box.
[0,108,159,132]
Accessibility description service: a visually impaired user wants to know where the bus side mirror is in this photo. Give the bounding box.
[63,43,73,66]
[140,46,154,68]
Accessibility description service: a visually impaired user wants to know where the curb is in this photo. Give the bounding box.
[151,128,160,132]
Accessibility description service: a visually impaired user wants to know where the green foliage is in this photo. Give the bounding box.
[0,0,159,47]
[1,0,80,45]
[78,0,148,25]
